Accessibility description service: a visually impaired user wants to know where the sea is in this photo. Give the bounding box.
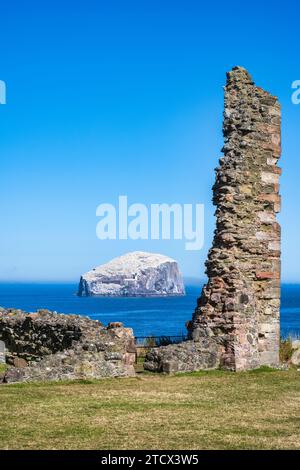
[0,282,299,340]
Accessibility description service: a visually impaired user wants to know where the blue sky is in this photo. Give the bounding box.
[0,0,299,282]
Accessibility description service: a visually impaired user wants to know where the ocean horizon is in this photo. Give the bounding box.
[0,282,299,339]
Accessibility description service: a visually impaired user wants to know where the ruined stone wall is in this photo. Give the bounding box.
[0,308,137,383]
[144,66,281,374]
[188,66,281,370]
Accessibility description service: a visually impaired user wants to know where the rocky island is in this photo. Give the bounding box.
[78,251,185,297]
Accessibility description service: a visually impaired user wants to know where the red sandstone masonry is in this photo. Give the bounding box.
[255,272,280,280]
[189,66,281,371]
[144,67,281,374]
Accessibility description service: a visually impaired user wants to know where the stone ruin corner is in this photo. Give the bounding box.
[144,66,281,373]
[0,309,137,383]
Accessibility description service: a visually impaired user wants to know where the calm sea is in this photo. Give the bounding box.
[0,283,299,339]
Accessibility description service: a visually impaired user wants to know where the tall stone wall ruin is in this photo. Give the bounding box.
[188,66,281,371]
[145,66,281,373]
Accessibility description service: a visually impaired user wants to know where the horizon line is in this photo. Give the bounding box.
[0,278,299,285]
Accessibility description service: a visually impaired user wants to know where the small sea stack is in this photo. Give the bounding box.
[78,251,185,297]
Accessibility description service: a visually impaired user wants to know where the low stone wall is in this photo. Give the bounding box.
[0,308,136,383]
[144,338,222,374]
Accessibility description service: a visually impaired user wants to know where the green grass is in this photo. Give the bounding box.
[1,369,300,450]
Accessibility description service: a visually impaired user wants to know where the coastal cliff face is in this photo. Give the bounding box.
[78,251,185,297]
[145,66,281,373]
[0,308,136,383]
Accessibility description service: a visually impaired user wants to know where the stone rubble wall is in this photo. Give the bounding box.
[0,308,136,383]
[144,338,222,373]
[145,66,281,373]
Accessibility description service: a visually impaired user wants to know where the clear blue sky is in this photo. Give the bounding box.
[0,0,299,282]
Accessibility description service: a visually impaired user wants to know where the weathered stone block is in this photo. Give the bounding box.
[0,340,5,364]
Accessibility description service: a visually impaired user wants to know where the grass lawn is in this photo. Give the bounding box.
[0,368,300,450]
